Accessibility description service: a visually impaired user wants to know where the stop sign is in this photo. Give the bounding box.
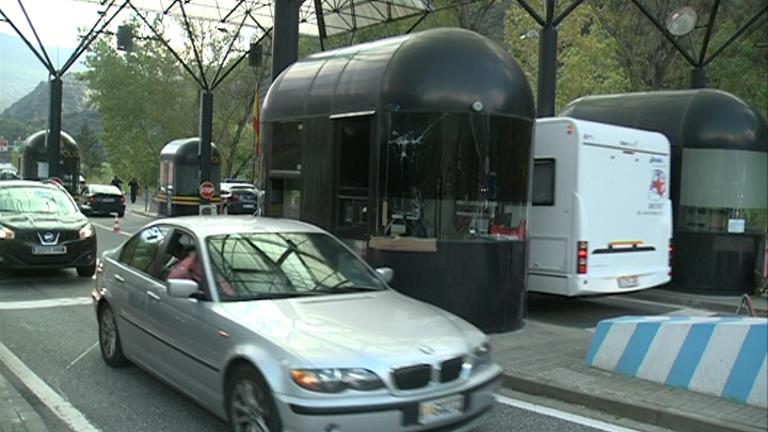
[199,181,215,200]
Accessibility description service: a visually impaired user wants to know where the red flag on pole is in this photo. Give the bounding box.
[252,84,260,157]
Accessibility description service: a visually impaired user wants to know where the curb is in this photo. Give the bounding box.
[129,208,157,219]
[627,290,768,316]
[500,373,763,432]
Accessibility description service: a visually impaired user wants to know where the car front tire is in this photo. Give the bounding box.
[77,263,96,278]
[226,365,282,432]
[98,303,129,367]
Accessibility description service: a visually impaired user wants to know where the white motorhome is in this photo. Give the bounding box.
[528,118,672,296]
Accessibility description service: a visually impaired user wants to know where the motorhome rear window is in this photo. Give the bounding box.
[532,159,555,206]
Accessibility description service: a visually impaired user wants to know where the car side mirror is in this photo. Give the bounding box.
[376,267,394,284]
[167,279,200,298]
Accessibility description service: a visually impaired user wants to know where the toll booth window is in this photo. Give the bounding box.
[532,159,555,206]
[271,177,301,219]
[272,122,303,171]
[679,148,768,233]
[380,112,532,241]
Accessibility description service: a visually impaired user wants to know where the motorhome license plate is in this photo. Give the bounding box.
[418,394,464,425]
[618,276,639,288]
[32,245,67,255]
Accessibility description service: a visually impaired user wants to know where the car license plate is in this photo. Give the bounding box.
[243,204,254,209]
[32,245,67,255]
[99,198,116,203]
[618,276,639,288]
[418,394,464,425]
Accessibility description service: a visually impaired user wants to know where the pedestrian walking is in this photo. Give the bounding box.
[128,177,139,204]
[111,175,123,191]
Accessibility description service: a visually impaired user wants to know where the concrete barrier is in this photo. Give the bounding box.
[586,316,767,407]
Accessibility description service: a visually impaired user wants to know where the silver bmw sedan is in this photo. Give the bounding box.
[92,216,502,432]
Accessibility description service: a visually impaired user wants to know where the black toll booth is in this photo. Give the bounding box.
[20,130,81,197]
[561,90,767,295]
[155,138,222,216]
[262,28,535,332]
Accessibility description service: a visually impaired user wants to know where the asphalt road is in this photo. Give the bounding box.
[0,210,673,432]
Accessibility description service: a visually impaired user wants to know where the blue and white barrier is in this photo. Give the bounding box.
[586,316,767,407]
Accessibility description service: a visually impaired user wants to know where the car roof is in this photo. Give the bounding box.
[151,216,327,238]
[0,180,57,190]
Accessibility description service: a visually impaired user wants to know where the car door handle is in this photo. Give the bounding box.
[147,291,161,302]
[114,274,125,283]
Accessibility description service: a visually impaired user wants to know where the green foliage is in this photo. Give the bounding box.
[504,3,630,111]
[74,123,107,179]
[82,33,198,190]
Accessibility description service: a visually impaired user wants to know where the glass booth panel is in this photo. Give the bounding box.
[271,177,302,219]
[380,112,531,241]
[680,148,768,233]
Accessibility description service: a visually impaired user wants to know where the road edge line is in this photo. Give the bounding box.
[0,340,101,432]
[500,373,762,432]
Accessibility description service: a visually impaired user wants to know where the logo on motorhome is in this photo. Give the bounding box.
[650,157,664,164]
[648,169,666,200]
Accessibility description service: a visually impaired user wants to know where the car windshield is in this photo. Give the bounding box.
[206,232,387,301]
[0,185,78,214]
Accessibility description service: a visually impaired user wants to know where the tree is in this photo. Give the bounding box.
[504,2,630,111]
[82,29,198,190]
[75,123,107,179]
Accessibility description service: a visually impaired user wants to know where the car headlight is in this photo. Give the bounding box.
[470,342,492,369]
[290,368,384,393]
[79,224,95,239]
[0,226,14,240]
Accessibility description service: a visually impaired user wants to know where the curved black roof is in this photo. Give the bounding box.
[560,89,767,153]
[263,28,534,121]
[160,138,221,164]
[24,130,78,152]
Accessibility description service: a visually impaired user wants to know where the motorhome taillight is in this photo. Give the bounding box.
[668,239,674,276]
[577,241,588,274]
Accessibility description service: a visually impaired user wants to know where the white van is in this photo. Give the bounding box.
[528,118,672,296]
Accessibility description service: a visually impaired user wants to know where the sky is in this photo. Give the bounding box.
[0,0,109,50]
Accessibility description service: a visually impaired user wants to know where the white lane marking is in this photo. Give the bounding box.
[0,341,101,432]
[130,210,153,219]
[0,297,92,310]
[90,221,133,237]
[65,342,99,371]
[495,394,640,432]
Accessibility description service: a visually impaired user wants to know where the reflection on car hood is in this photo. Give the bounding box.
[218,290,483,366]
[0,212,86,231]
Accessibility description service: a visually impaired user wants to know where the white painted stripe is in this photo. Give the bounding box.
[636,323,691,383]
[688,324,750,395]
[592,322,637,370]
[495,394,639,432]
[0,297,92,310]
[64,342,99,371]
[0,340,101,432]
[90,221,132,237]
[747,356,767,407]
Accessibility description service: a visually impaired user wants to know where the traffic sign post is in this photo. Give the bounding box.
[199,181,215,206]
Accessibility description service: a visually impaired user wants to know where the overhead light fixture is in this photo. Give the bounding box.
[666,6,698,36]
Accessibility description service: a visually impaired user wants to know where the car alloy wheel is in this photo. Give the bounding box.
[231,379,271,432]
[98,304,128,367]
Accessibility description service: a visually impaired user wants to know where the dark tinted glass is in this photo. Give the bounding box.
[532,159,555,206]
